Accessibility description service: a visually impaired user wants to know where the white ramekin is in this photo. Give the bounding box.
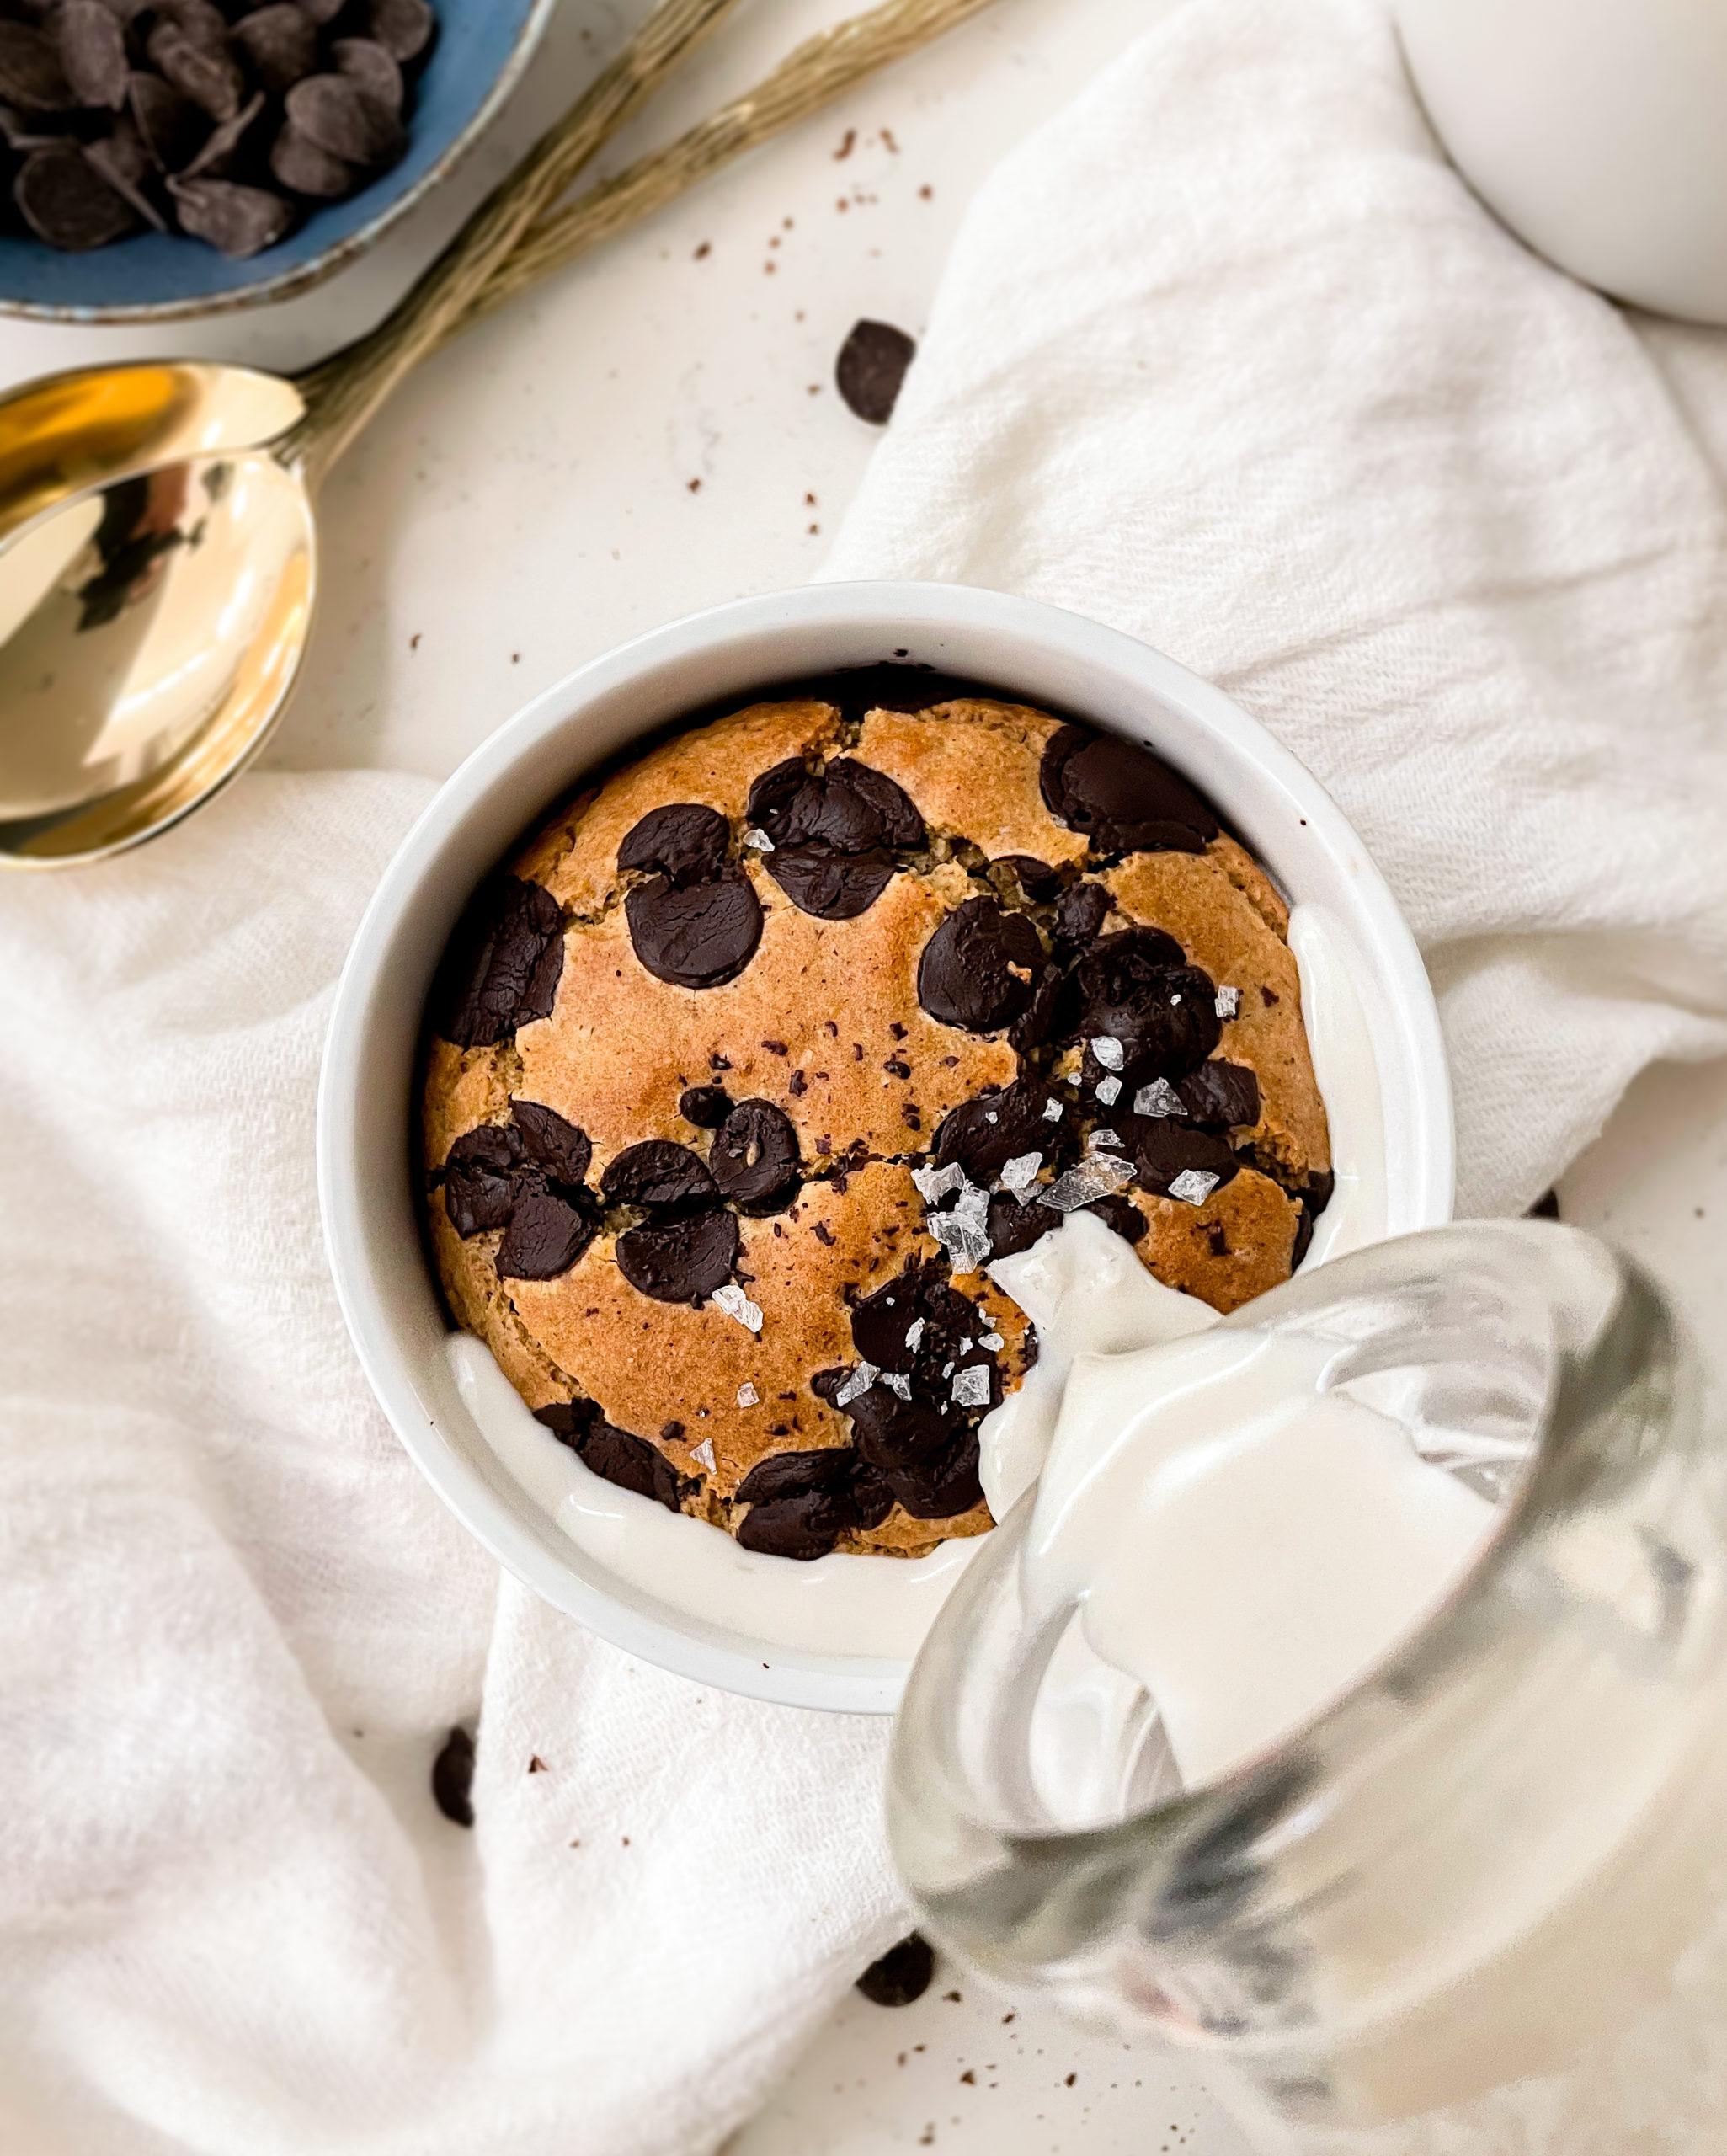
[317,583,1453,1716]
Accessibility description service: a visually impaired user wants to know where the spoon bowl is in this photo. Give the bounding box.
[0,446,314,864]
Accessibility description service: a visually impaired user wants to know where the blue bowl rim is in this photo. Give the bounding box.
[0,0,559,327]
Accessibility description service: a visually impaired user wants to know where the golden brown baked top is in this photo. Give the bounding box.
[421,679,1331,1563]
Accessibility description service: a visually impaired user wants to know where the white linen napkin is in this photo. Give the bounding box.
[3,2,1726,2153]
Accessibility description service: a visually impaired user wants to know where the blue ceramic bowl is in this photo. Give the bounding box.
[0,0,556,323]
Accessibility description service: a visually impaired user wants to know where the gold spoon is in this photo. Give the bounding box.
[0,0,999,872]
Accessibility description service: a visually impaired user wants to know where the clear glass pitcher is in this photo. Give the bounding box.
[887,1222,1727,2151]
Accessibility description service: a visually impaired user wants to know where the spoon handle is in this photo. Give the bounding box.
[288,0,746,484]
[455,0,1005,342]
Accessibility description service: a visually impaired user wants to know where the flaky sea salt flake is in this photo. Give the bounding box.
[1168,1168,1220,1206]
[1085,1127,1124,1152]
[951,1365,992,1410]
[929,1211,992,1271]
[1090,1035,1124,1071]
[1039,1153,1134,1211]
[712,1283,763,1333]
[736,1381,760,1408]
[690,1438,716,1472]
[834,1360,878,1407]
[742,826,775,852]
[1042,1098,1063,1123]
[903,1317,925,1351]
[882,1371,912,1399]
[1133,1078,1182,1118]
[1095,1075,1121,1107]
[1215,985,1240,1019]
[998,1150,1042,1201]
[912,1160,966,1205]
[980,1331,1004,1352]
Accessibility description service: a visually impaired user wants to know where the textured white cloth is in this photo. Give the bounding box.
[4,2,1727,2153]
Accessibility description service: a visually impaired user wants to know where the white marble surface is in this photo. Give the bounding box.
[5,0,1724,2147]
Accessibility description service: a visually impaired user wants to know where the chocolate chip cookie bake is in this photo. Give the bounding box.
[421,675,1332,1563]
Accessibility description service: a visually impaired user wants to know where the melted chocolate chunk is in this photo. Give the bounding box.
[850,1265,977,1374]
[495,1189,594,1280]
[615,1209,738,1302]
[573,1417,690,1512]
[835,318,916,425]
[846,1390,955,1474]
[917,898,1044,1033]
[857,1933,936,2008]
[617,802,730,885]
[994,854,1058,900]
[765,844,897,921]
[1085,1193,1149,1244]
[931,1080,1065,1185]
[736,1491,850,1561]
[1053,879,1112,947]
[600,1139,717,1211]
[987,1191,1056,1259]
[1071,940,1219,1081]
[746,757,923,921]
[436,875,564,1047]
[509,1100,592,1187]
[883,1429,983,1520]
[534,1399,599,1445]
[709,1099,801,1207]
[625,872,762,990]
[679,1084,732,1128]
[736,1447,856,1506]
[1122,1116,1239,1200]
[442,1123,523,1237]
[1175,1060,1261,1129]
[430,1725,474,1828]
[1040,723,1220,854]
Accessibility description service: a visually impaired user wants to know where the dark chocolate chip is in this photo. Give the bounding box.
[571,1417,690,1513]
[1085,1193,1149,1245]
[932,1079,1063,1184]
[1053,879,1112,947]
[181,89,265,179]
[58,2,128,110]
[994,853,1058,899]
[679,1084,731,1128]
[600,1139,717,1211]
[83,125,167,227]
[857,1933,935,2007]
[0,21,72,113]
[987,1190,1056,1259]
[835,317,915,424]
[147,21,244,122]
[1040,723,1219,855]
[709,1098,800,1207]
[168,173,290,254]
[1122,1116,1239,1200]
[615,1208,738,1303]
[442,1122,523,1238]
[917,896,1044,1033]
[883,1429,983,1519]
[509,1100,591,1188]
[625,871,762,990]
[232,4,318,94]
[269,121,354,197]
[151,0,229,46]
[435,875,564,1048]
[14,143,136,247]
[285,72,403,167]
[495,1188,594,1280]
[130,71,209,170]
[296,0,351,24]
[617,801,730,886]
[766,843,896,920]
[430,1725,474,1827]
[360,0,436,63]
[1175,1059,1261,1129]
[331,35,402,112]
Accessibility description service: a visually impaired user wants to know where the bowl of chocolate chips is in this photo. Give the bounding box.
[0,0,553,320]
